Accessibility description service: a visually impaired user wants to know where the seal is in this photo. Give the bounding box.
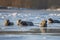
[40,20,47,33]
[17,19,34,26]
[4,19,14,26]
[48,18,60,23]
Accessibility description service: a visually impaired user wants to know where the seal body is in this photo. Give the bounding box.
[40,20,47,27]
[48,18,60,23]
[17,20,34,26]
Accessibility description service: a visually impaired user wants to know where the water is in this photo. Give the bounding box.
[0,10,60,28]
[0,34,60,40]
[0,9,60,40]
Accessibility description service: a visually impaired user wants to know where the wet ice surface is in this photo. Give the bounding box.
[0,10,60,40]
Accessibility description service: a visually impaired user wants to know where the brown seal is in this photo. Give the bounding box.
[40,20,47,33]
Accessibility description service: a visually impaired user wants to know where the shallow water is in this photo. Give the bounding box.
[0,10,60,29]
[0,10,60,40]
[0,35,60,40]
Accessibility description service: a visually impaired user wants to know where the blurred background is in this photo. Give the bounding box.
[0,0,60,9]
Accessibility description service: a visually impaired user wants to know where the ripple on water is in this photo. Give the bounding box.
[1,16,5,19]
[11,12,17,17]
[17,14,21,16]
[35,16,40,19]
